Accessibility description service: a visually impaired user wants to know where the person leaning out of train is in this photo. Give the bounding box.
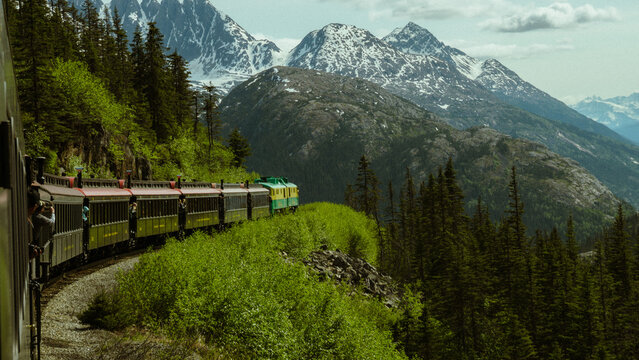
[27,188,55,259]
[82,198,89,225]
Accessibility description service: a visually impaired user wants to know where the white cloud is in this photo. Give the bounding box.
[455,42,574,60]
[317,0,514,19]
[391,0,512,19]
[481,2,620,32]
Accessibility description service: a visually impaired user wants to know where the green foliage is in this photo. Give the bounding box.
[227,127,252,168]
[372,158,639,359]
[78,288,129,331]
[82,204,404,359]
[9,5,252,182]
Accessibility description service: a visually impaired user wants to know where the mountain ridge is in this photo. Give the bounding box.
[220,66,622,240]
[573,93,639,144]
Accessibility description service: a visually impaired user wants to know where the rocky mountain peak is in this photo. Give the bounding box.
[76,0,282,93]
[573,92,639,144]
[384,21,449,57]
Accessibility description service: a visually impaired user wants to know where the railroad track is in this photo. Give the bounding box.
[40,247,150,310]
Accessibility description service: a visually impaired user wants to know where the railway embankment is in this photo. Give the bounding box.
[41,256,140,359]
[68,203,407,359]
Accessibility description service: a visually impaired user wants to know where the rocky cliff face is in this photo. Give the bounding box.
[303,247,399,308]
[220,66,621,239]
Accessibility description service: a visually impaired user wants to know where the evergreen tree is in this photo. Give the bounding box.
[79,0,102,74]
[11,0,53,122]
[227,127,251,168]
[110,8,133,102]
[129,25,151,130]
[354,155,380,219]
[167,51,192,127]
[202,83,221,159]
[50,0,78,61]
[143,22,172,140]
[605,205,633,356]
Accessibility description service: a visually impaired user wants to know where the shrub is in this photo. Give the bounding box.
[83,203,405,359]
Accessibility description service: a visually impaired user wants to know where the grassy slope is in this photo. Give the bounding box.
[86,203,405,359]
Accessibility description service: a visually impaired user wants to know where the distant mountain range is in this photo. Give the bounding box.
[220,66,621,239]
[75,0,639,208]
[573,93,639,144]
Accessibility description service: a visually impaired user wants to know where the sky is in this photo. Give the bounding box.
[210,0,638,104]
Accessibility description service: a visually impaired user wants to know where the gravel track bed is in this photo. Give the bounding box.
[41,257,139,360]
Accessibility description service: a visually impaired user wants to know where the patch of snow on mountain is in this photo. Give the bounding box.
[557,132,595,156]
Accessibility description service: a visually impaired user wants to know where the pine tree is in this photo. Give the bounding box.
[144,22,172,140]
[202,83,221,160]
[11,0,53,122]
[354,155,380,219]
[383,181,398,274]
[227,128,251,168]
[50,0,78,61]
[167,51,192,127]
[110,8,133,102]
[605,204,633,356]
[79,0,102,74]
[129,25,151,130]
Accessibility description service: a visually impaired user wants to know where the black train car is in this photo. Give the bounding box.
[36,179,84,275]
[178,182,221,230]
[219,183,248,224]
[0,1,34,358]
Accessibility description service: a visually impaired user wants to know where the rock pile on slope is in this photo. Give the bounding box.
[303,246,399,308]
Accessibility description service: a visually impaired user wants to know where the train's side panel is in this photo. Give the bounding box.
[185,195,219,229]
[0,0,32,356]
[50,229,82,266]
[87,199,129,251]
[286,184,299,208]
[137,215,178,237]
[40,189,84,267]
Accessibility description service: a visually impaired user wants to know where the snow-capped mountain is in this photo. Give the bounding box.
[286,23,497,125]
[383,22,626,142]
[76,0,282,92]
[573,93,639,144]
[382,22,483,80]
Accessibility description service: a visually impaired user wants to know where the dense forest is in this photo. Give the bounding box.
[6,0,253,181]
[347,155,639,359]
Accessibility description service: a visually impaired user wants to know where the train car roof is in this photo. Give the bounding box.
[247,184,269,194]
[179,188,221,196]
[76,187,131,197]
[256,182,286,189]
[39,184,84,199]
[128,188,181,196]
[218,184,248,195]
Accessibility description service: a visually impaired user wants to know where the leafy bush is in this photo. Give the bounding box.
[83,203,404,359]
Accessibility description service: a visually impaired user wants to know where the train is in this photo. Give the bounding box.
[34,168,299,278]
[0,5,299,360]
[5,160,300,360]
